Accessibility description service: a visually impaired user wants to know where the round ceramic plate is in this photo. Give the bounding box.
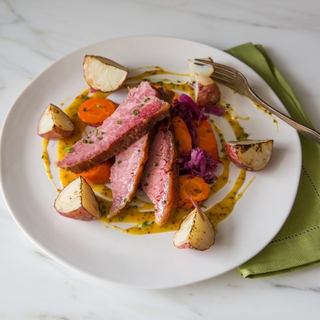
[0,36,301,289]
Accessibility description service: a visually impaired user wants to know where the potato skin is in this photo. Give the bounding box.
[83,55,128,92]
[173,207,215,251]
[56,207,99,221]
[195,75,221,107]
[37,104,74,140]
[226,139,274,171]
[38,126,74,140]
[54,176,101,221]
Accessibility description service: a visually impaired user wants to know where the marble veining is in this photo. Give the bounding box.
[1,0,320,319]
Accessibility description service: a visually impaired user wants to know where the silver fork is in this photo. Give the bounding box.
[195,59,320,144]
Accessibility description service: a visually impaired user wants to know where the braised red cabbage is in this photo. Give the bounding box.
[178,147,220,184]
[204,104,225,117]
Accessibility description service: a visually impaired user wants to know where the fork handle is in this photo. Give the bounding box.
[247,89,320,144]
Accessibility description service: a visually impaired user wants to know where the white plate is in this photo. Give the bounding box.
[0,36,301,289]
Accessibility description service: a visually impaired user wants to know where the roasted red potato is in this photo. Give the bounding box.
[37,104,74,140]
[83,55,128,92]
[226,139,274,171]
[54,176,101,221]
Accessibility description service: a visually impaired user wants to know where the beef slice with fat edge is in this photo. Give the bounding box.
[141,118,179,226]
[56,82,170,173]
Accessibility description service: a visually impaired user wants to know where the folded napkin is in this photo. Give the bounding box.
[224,43,320,278]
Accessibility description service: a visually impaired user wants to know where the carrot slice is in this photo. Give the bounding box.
[193,119,219,159]
[78,98,116,126]
[172,116,192,155]
[76,161,112,184]
[178,175,210,209]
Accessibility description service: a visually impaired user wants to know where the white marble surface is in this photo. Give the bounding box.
[1,0,320,318]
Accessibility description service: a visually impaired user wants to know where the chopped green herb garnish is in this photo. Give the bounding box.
[117,120,122,124]
[153,162,158,166]
[64,146,74,153]
[133,109,139,115]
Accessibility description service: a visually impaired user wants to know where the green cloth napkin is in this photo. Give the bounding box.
[224,43,320,278]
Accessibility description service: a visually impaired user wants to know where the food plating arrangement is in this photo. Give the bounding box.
[38,55,274,251]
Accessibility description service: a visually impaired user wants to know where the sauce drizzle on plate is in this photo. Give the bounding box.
[41,66,258,235]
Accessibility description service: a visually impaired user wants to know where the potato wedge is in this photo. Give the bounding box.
[83,55,128,92]
[195,74,221,107]
[188,58,214,82]
[37,104,74,139]
[54,176,101,221]
[225,139,274,171]
[173,204,215,251]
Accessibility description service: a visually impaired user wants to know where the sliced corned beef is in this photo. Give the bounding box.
[108,134,150,218]
[141,118,179,226]
[56,82,170,173]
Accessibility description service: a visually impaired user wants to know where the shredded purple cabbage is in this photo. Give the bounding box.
[172,94,224,125]
[179,94,201,118]
[178,147,221,184]
[204,104,225,117]
[186,122,198,147]
[172,99,194,123]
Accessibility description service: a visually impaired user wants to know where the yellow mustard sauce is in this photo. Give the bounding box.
[43,67,255,236]
[41,139,61,192]
[253,102,279,130]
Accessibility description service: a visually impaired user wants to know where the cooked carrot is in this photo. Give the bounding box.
[178,175,210,209]
[76,161,112,184]
[193,119,219,159]
[172,116,192,155]
[78,98,116,126]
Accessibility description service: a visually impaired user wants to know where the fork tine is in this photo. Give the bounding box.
[195,59,236,73]
[210,74,236,88]
[211,70,235,83]
[194,59,236,84]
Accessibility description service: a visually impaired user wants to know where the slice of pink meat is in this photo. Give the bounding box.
[108,134,150,218]
[141,118,179,226]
